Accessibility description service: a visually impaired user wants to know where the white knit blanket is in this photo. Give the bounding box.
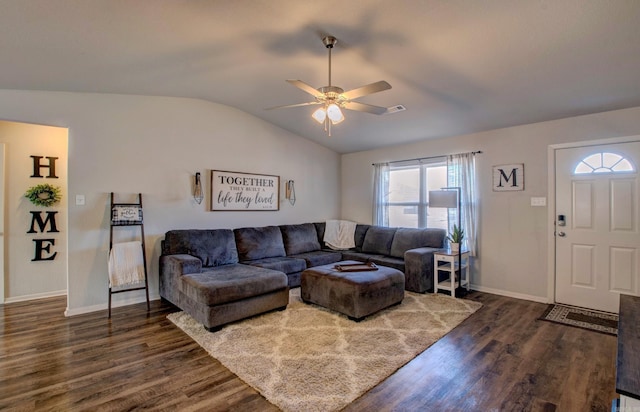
[323,220,357,250]
[108,241,145,288]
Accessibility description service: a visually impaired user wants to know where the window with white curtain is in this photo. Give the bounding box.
[385,158,448,229]
[374,151,479,256]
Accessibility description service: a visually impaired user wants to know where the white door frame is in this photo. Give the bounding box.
[547,134,640,304]
[0,143,4,304]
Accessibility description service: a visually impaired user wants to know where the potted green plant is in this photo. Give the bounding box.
[446,224,464,253]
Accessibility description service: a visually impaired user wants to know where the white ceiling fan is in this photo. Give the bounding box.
[267,36,393,136]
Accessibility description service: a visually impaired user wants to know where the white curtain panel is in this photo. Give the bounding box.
[447,153,479,256]
[372,162,390,226]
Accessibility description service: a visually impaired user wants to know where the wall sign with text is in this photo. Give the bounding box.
[111,205,143,225]
[493,164,524,191]
[211,170,280,211]
[27,155,61,261]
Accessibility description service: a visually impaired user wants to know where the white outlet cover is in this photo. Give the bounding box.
[530,197,547,207]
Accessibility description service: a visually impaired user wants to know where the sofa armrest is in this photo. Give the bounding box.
[404,247,441,293]
[159,254,202,305]
[162,254,202,275]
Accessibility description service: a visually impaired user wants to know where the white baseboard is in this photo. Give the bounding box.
[9,286,546,315]
[470,284,549,304]
[64,293,160,317]
[4,289,67,304]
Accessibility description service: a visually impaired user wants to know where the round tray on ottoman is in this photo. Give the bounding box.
[300,260,405,321]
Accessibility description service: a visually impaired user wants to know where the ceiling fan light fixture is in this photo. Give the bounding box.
[268,35,393,137]
[312,107,327,124]
[327,103,344,124]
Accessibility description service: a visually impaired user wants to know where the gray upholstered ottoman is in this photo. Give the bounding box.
[301,260,405,321]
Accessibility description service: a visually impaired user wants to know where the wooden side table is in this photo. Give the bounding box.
[433,249,470,297]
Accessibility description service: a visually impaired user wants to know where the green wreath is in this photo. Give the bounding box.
[25,183,62,207]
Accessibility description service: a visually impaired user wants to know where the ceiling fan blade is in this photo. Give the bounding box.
[343,101,388,115]
[341,81,391,100]
[286,80,323,97]
[265,101,322,110]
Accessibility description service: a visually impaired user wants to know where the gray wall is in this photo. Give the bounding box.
[341,106,640,301]
[4,87,640,311]
[0,90,341,314]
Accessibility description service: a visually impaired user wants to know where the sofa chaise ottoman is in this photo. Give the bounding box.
[300,260,405,321]
[160,229,289,331]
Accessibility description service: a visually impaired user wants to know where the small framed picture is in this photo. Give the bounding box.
[111,205,143,225]
[493,164,524,191]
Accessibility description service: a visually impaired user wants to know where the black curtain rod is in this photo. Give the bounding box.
[372,150,483,166]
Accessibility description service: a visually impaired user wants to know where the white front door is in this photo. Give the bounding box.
[555,141,640,313]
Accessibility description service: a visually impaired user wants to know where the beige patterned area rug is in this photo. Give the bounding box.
[167,288,482,412]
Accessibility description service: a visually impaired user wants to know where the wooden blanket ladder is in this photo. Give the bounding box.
[108,192,150,318]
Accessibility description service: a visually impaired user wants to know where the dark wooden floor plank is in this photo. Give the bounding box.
[0,291,617,411]
[344,292,617,412]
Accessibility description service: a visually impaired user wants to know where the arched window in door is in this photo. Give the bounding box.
[574,152,635,174]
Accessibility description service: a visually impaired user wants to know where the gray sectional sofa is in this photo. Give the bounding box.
[160,229,290,331]
[160,222,445,330]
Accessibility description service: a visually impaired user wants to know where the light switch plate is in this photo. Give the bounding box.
[530,197,546,207]
[76,194,85,206]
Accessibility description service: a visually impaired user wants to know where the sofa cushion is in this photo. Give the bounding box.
[340,250,379,263]
[179,264,287,306]
[353,225,370,252]
[234,226,286,261]
[243,257,307,274]
[163,229,238,267]
[367,255,406,273]
[361,227,397,255]
[389,228,446,258]
[313,222,326,246]
[289,250,343,267]
[280,223,321,255]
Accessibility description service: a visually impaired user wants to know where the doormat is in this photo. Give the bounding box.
[539,304,618,336]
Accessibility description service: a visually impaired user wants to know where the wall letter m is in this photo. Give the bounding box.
[27,211,59,233]
[497,168,518,187]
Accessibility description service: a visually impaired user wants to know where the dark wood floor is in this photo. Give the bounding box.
[0,291,617,411]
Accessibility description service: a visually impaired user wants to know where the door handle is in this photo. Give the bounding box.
[557,231,566,237]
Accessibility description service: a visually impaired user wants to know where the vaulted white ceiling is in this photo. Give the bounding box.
[2,0,640,153]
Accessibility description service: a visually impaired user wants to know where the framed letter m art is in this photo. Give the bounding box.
[211,170,280,211]
[493,164,524,191]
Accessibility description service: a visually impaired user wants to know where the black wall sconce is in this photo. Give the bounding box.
[285,180,296,206]
[193,172,204,204]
